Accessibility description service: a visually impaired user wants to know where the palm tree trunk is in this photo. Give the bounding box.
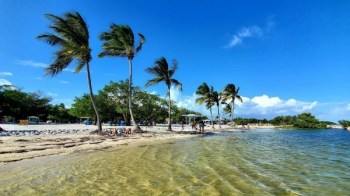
[86,63,102,132]
[217,105,221,129]
[128,59,136,127]
[210,107,214,129]
[168,86,172,131]
[231,101,234,122]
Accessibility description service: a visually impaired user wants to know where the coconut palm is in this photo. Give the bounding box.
[195,83,215,129]
[222,84,243,122]
[145,57,182,131]
[212,91,222,129]
[37,11,102,132]
[223,103,233,117]
[99,24,145,129]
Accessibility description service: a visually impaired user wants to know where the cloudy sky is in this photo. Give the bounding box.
[0,0,349,122]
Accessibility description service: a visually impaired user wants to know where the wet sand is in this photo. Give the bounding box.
[0,124,238,164]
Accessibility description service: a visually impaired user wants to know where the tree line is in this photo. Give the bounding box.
[0,81,200,125]
[243,113,335,129]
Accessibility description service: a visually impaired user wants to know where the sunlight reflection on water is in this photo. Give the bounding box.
[0,129,349,195]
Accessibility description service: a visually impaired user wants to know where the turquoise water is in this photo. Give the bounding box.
[0,129,349,195]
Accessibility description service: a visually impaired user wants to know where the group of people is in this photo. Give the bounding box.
[110,128,132,136]
[191,120,205,133]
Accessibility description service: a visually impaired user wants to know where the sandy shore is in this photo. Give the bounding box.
[0,124,242,164]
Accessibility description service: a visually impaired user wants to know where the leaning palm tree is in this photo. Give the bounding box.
[37,11,102,132]
[222,84,243,122]
[212,91,222,129]
[99,24,145,129]
[195,83,215,129]
[145,57,182,131]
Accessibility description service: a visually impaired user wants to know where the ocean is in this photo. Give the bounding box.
[0,129,349,195]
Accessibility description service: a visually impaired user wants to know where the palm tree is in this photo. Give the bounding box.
[222,84,243,122]
[223,103,233,117]
[37,11,102,132]
[195,83,215,129]
[145,57,182,131]
[212,91,222,129]
[99,24,145,129]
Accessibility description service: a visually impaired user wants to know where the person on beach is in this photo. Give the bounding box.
[181,120,184,130]
[191,120,197,130]
[199,121,205,133]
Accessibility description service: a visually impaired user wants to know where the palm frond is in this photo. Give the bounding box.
[236,95,243,103]
[145,77,163,87]
[38,11,91,76]
[135,33,145,53]
[36,34,66,46]
[170,78,182,91]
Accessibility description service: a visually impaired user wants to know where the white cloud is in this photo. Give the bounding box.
[226,17,274,48]
[15,60,47,68]
[60,80,69,84]
[236,95,318,117]
[162,88,321,120]
[251,95,281,108]
[0,78,12,86]
[315,102,350,122]
[227,26,263,48]
[0,72,13,76]
[149,88,347,122]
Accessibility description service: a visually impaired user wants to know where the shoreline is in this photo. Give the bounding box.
[0,124,243,165]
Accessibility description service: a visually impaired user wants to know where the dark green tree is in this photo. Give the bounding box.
[195,83,215,128]
[222,84,243,122]
[69,94,95,121]
[99,24,145,129]
[293,113,326,129]
[339,120,350,130]
[37,11,102,132]
[145,57,183,131]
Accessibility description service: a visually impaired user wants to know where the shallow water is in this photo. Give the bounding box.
[0,129,349,195]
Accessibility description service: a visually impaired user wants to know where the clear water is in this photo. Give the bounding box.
[0,129,349,195]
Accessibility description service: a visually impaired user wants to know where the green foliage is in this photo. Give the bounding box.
[221,83,242,121]
[339,120,350,129]
[271,113,326,129]
[99,23,145,126]
[270,115,296,126]
[99,24,145,60]
[68,94,95,120]
[293,113,325,129]
[0,89,51,121]
[145,57,182,130]
[38,11,102,131]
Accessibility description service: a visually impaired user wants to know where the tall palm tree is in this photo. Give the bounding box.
[99,24,145,129]
[145,57,182,131]
[222,84,243,122]
[195,83,215,129]
[37,11,102,132]
[212,91,222,129]
[223,103,233,117]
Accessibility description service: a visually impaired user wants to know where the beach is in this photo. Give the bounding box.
[0,123,240,164]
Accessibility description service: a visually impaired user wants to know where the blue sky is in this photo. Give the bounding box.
[0,0,349,122]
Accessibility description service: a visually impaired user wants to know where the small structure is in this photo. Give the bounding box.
[28,116,39,124]
[182,114,203,125]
